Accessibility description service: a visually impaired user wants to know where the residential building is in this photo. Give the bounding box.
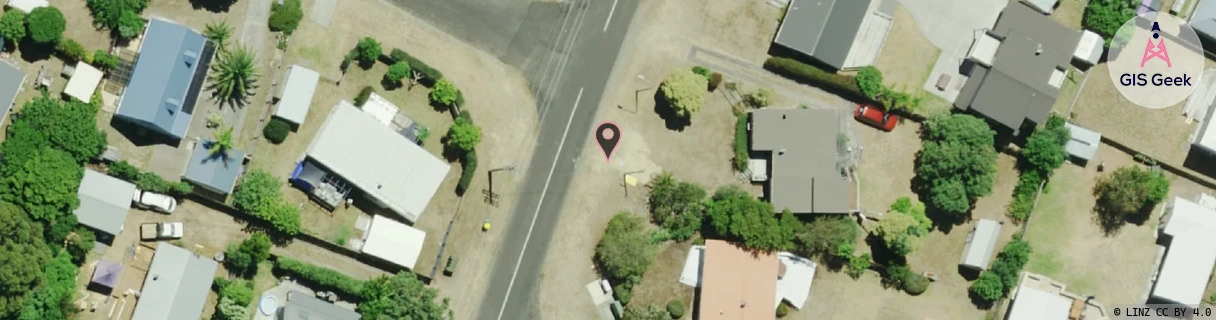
[1006,272,1108,320]
[0,58,25,126]
[772,0,895,70]
[182,139,245,195]
[280,290,362,320]
[680,241,817,316]
[114,18,213,141]
[749,108,851,214]
[1150,197,1216,305]
[74,169,138,242]
[274,65,320,128]
[130,242,220,320]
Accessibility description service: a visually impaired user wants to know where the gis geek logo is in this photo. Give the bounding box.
[1120,22,1192,87]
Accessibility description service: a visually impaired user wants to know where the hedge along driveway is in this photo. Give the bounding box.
[686,46,853,109]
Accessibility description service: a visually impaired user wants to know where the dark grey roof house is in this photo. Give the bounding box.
[772,0,895,70]
[750,108,850,214]
[955,1,1079,136]
[0,59,25,125]
[114,18,214,141]
[280,290,362,320]
[183,139,245,195]
[130,242,219,320]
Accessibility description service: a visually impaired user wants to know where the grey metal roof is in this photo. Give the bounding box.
[959,219,1002,270]
[0,59,23,125]
[183,139,245,194]
[130,242,219,320]
[274,65,320,125]
[1193,0,1216,40]
[773,0,872,69]
[1064,122,1099,161]
[116,18,211,140]
[750,108,850,214]
[74,169,137,236]
[955,1,1078,135]
[280,290,362,320]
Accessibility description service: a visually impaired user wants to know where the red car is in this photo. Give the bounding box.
[854,104,898,132]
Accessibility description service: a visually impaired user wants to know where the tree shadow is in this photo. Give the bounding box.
[380,77,403,91]
[864,234,906,271]
[17,39,54,62]
[968,290,997,309]
[109,117,179,147]
[957,265,981,281]
[1092,203,1153,236]
[440,137,463,162]
[189,0,236,12]
[652,90,690,131]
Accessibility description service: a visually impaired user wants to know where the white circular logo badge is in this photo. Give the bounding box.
[1106,12,1205,109]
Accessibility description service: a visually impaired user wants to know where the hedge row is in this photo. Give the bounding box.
[732,113,748,171]
[455,111,477,195]
[1007,172,1041,221]
[763,57,873,105]
[389,48,444,83]
[274,257,365,298]
[108,161,194,197]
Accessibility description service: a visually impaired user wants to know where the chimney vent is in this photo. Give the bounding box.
[1035,43,1043,55]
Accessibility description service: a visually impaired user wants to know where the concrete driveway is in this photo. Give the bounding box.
[897,0,1007,101]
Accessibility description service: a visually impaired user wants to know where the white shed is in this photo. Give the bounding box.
[5,0,46,13]
[360,214,426,270]
[959,219,1002,271]
[274,65,319,127]
[64,62,103,102]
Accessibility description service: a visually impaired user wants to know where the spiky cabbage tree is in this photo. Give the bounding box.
[208,45,259,106]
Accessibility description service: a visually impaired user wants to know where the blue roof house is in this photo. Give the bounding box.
[114,18,214,141]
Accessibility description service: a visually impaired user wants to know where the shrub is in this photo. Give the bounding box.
[1021,115,1071,176]
[116,10,144,39]
[795,215,858,259]
[745,88,772,108]
[91,50,119,70]
[691,66,712,82]
[732,113,748,171]
[456,151,477,195]
[107,161,194,196]
[354,86,374,107]
[263,118,290,144]
[268,0,303,34]
[883,264,913,288]
[903,274,929,295]
[776,303,789,318]
[763,57,869,104]
[855,66,884,99]
[706,186,799,251]
[597,213,659,284]
[846,253,871,279]
[708,72,723,92]
[218,280,253,305]
[666,299,685,319]
[212,276,231,291]
[389,48,444,82]
[430,79,460,107]
[970,271,1004,302]
[445,116,482,154]
[1094,166,1170,226]
[384,61,410,85]
[353,37,381,68]
[26,7,65,44]
[1083,0,1137,46]
[660,69,708,117]
[0,10,25,44]
[1008,172,1042,221]
[274,258,365,297]
[215,297,250,320]
[647,173,706,242]
[613,284,632,305]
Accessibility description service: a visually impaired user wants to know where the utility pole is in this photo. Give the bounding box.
[483,165,516,206]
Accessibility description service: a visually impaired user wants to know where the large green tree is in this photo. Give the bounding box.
[622,305,669,320]
[1094,166,1170,226]
[358,272,453,320]
[354,37,381,68]
[794,215,858,259]
[429,79,459,107]
[17,252,76,320]
[86,0,149,36]
[704,186,798,251]
[444,117,481,154]
[874,211,926,256]
[6,95,106,164]
[659,69,707,117]
[0,10,25,45]
[1021,115,1070,175]
[595,212,658,284]
[1084,0,1137,45]
[223,232,271,275]
[0,147,84,222]
[0,202,52,317]
[855,66,884,99]
[916,114,998,217]
[208,45,260,106]
[647,172,706,241]
[25,7,64,44]
[234,170,283,214]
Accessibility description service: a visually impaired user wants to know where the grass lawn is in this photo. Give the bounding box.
[628,241,696,315]
[1069,64,1195,165]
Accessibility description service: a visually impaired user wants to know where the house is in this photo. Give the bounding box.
[1193,99,1216,157]
[771,0,895,70]
[274,65,320,128]
[182,139,245,195]
[1063,122,1100,165]
[1192,0,1216,44]
[293,101,450,222]
[1150,197,1216,305]
[64,61,103,102]
[749,108,851,215]
[114,18,213,141]
[361,92,424,143]
[680,241,817,316]
[1006,272,1108,320]
[956,1,1087,136]
[358,214,426,271]
[74,169,138,242]
[130,242,220,320]
[280,290,362,320]
[88,259,122,294]
[4,0,45,13]
[958,219,1002,271]
[0,58,25,126]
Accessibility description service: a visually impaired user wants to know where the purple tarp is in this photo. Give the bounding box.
[90,259,122,291]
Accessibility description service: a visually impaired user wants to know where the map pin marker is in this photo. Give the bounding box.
[595,122,620,163]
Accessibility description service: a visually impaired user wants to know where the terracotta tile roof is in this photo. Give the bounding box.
[698,240,778,320]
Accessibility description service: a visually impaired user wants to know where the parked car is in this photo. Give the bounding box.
[140,222,184,241]
[854,104,899,132]
[133,190,177,213]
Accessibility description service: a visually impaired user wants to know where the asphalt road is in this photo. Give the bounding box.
[472,0,639,318]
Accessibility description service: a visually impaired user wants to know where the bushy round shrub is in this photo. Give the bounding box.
[613,284,632,305]
[263,118,290,144]
[666,299,685,319]
[776,302,789,318]
[903,274,929,295]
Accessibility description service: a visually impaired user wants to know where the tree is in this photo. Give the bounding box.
[218,280,253,305]
[55,38,86,61]
[745,87,773,108]
[268,0,303,35]
[0,202,52,316]
[855,66,884,99]
[358,272,453,320]
[234,170,283,214]
[991,239,1032,290]
[622,305,669,320]
[1084,0,1137,44]
[1094,166,1170,225]
[92,50,119,70]
[115,10,143,39]
[647,172,706,242]
[704,186,798,251]
[846,253,871,279]
[86,0,149,35]
[659,69,707,117]
[25,7,64,44]
[354,37,381,68]
[208,126,235,157]
[263,118,290,144]
[429,79,459,107]
[0,10,25,45]
[17,252,76,320]
[384,61,410,85]
[0,147,83,222]
[917,114,998,217]
[874,211,926,256]
[204,19,233,52]
[595,212,658,284]
[224,233,270,274]
[970,271,1004,302]
[666,300,685,319]
[208,45,260,106]
[444,117,481,154]
[889,197,931,231]
[794,215,858,258]
[1022,115,1070,175]
[215,297,251,320]
[263,202,301,236]
[4,96,106,163]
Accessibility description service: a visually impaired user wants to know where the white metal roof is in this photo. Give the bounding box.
[1064,122,1101,161]
[1075,30,1104,66]
[775,252,816,309]
[969,34,1001,67]
[362,93,399,127]
[274,65,319,125]
[65,62,103,102]
[959,219,1002,269]
[5,0,46,12]
[305,101,451,222]
[1153,197,1216,305]
[679,245,704,287]
[1024,0,1057,14]
[360,215,426,269]
[1007,283,1072,320]
[1200,103,1216,151]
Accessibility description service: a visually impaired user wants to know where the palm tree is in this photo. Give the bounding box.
[208,45,259,107]
[208,126,234,157]
[203,19,233,52]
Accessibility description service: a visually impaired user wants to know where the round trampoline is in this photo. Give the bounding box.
[259,296,279,316]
